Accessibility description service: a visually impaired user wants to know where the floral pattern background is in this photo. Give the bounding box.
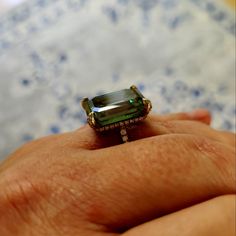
[0,0,235,160]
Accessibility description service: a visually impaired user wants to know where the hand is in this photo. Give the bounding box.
[0,109,235,236]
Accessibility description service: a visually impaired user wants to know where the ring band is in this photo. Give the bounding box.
[81,85,152,143]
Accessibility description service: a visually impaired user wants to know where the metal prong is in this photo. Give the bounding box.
[81,97,91,115]
[81,97,89,109]
[142,98,152,113]
[130,85,144,98]
[88,112,96,128]
[130,85,138,90]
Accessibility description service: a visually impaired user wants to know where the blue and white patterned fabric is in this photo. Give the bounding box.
[0,0,235,160]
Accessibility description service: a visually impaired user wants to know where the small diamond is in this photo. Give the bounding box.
[120,129,127,135]
[125,120,129,125]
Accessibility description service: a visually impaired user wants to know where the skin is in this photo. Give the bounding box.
[0,109,235,236]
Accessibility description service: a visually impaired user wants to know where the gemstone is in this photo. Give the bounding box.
[81,86,151,129]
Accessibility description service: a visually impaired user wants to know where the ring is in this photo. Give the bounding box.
[81,85,152,143]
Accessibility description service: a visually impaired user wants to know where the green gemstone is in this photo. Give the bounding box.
[82,86,151,129]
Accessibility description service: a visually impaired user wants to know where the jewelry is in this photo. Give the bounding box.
[81,85,152,143]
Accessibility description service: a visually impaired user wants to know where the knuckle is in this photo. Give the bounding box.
[159,120,175,129]
[191,136,220,155]
[0,176,49,225]
[192,136,236,192]
[166,133,197,149]
[0,155,97,232]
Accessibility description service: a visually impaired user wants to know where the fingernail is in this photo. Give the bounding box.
[188,109,210,119]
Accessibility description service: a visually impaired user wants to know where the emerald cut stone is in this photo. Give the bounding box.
[81,85,151,130]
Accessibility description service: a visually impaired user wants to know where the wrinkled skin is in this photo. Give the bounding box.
[0,109,235,236]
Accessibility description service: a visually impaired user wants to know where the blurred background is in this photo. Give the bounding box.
[0,0,235,160]
[0,0,26,13]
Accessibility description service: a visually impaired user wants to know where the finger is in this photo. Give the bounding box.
[143,120,235,148]
[73,109,211,150]
[123,195,236,236]
[73,122,166,150]
[73,109,212,150]
[149,109,211,125]
[82,134,236,231]
[73,117,229,150]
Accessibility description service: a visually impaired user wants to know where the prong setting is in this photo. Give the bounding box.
[130,85,144,98]
[81,97,91,115]
[142,98,152,113]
